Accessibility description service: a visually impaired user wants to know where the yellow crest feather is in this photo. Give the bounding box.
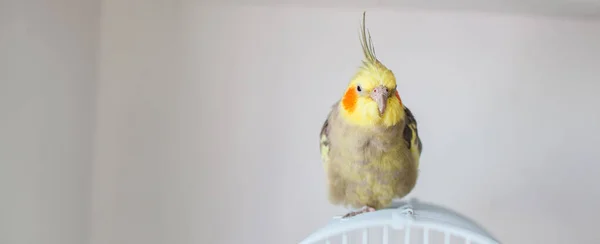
[359,11,379,67]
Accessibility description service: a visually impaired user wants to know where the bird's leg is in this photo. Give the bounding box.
[342,206,376,218]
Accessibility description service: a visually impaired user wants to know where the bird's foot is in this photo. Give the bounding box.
[342,206,376,218]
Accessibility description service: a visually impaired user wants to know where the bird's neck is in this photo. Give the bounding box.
[338,102,404,128]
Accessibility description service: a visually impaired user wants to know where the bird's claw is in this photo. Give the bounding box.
[342,206,376,218]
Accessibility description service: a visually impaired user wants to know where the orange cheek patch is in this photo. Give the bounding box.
[342,87,357,113]
[395,90,402,103]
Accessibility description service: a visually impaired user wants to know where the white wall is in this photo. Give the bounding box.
[56,2,600,244]
[4,2,599,244]
[0,1,100,244]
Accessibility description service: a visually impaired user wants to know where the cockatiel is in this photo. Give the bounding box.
[319,12,423,218]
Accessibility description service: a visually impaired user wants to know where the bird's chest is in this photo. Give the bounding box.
[333,128,407,165]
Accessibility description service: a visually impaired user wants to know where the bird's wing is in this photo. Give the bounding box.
[402,106,423,163]
[320,103,337,165]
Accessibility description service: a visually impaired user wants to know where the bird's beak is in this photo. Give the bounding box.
[370,85,389,115]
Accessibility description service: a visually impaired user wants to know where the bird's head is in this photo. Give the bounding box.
[339,12,405,127]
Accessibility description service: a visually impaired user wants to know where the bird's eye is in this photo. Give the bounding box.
[356,86,362,92]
